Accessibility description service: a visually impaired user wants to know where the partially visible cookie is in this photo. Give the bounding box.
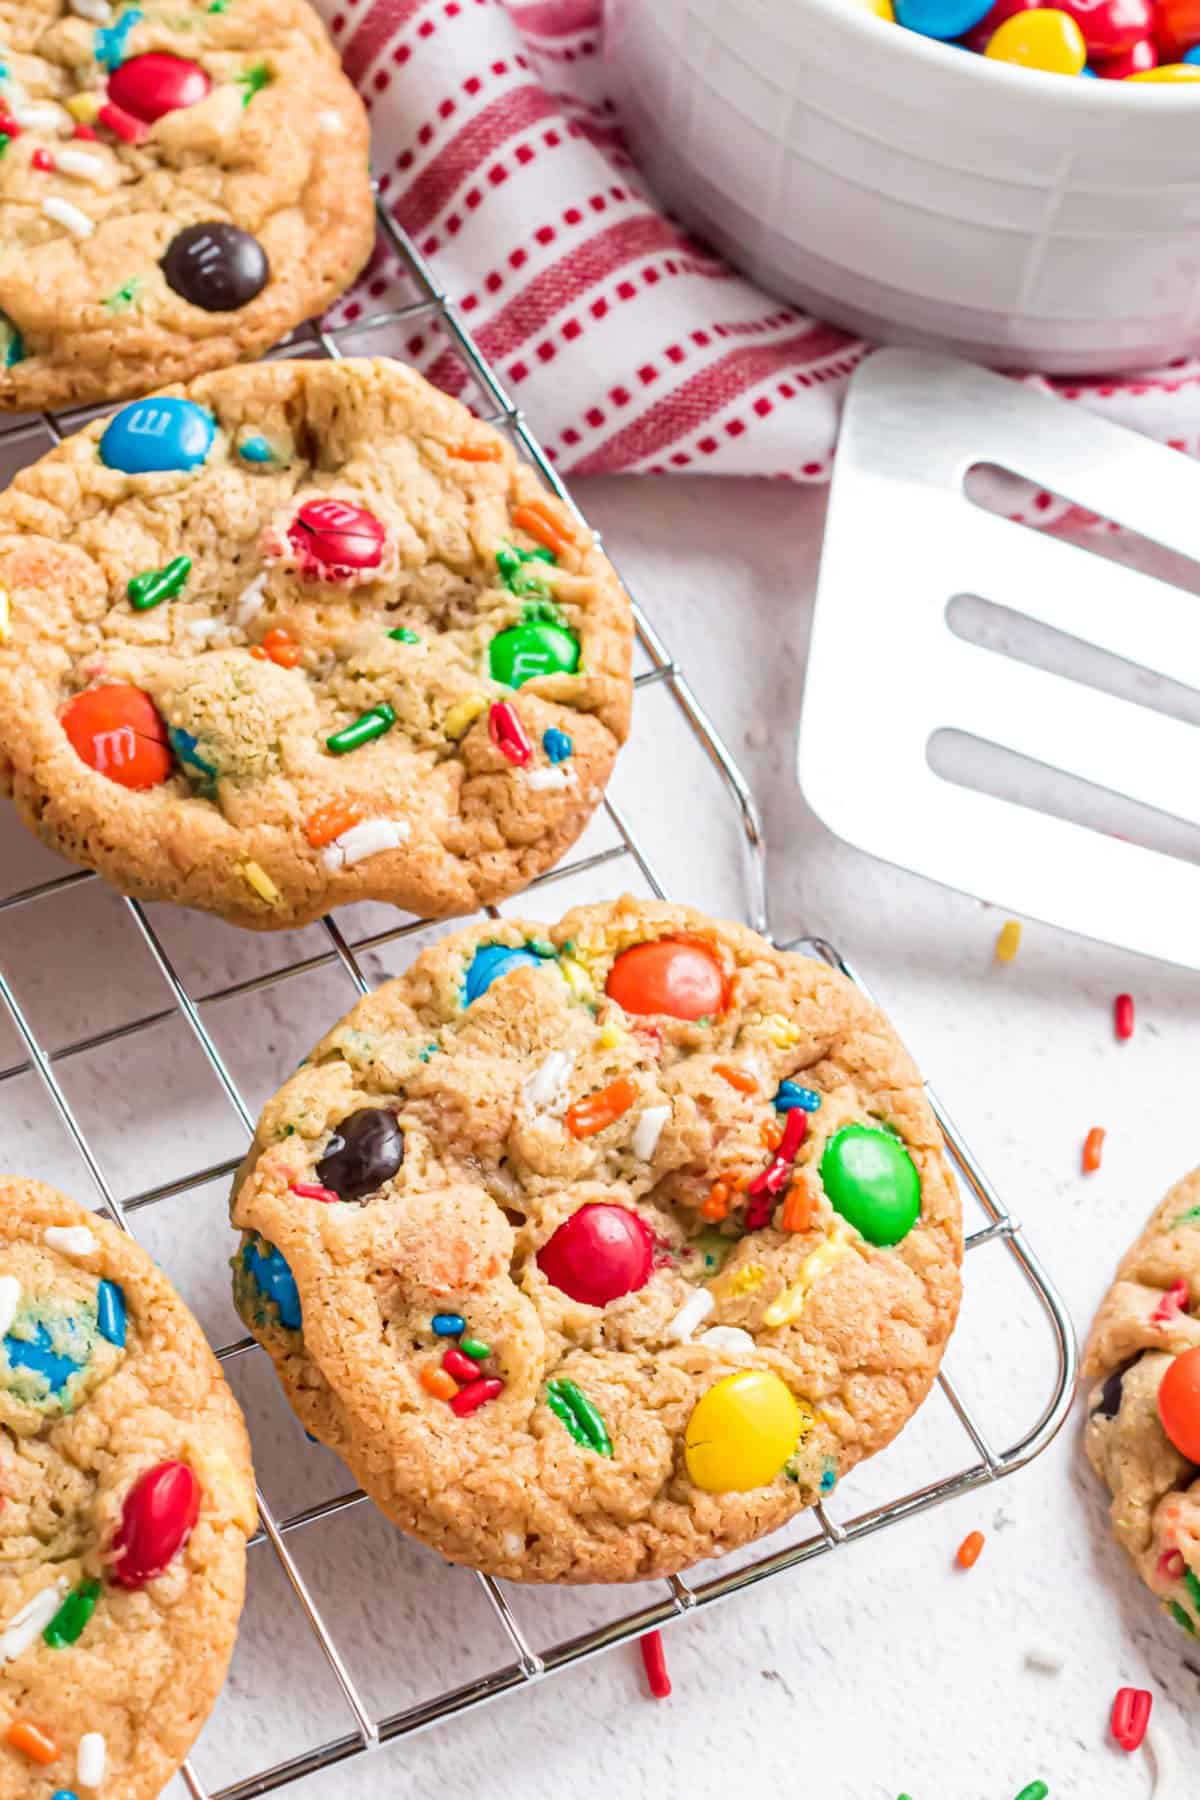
[0,0,374,411]
[0,1178,256,1800]
[0,356,634,928]
[230,897,962,1583]
[1084,1167,1200,1635]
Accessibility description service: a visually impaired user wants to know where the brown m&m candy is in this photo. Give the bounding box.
[161,223,270,312]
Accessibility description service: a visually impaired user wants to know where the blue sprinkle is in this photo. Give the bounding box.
[773,1081,822,1114]
[100,397,216,475]
[417,1042,440,1063]
[432,1313,466,1337]
[96,1279,126,1348]
[542,727,573,764]
[304,1431,319,1445]
[820,1459,837,1494]
[5,1322,83,1394]
[95,8,143,69]
[0,311,23,368]
[242,1243,301,1330]
[463,944,543,1005]
[238,433,274,464]
[167,726,217,781]
[52,1791,81,1800]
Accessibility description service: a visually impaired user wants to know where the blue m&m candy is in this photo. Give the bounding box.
[5,1321,84,1393]
[100,397,216,474]
[895,0,993,36]
[242,1242,301,1330]
[464,943,545,1004]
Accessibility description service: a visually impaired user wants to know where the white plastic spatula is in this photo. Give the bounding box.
[798,348,1200,970]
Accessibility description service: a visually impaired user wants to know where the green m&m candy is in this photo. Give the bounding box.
[820,1125,920,1246]
[488,621,579,687]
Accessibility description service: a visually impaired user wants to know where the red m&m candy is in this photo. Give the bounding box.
[1058,0,1154,55]
[963,0,1041,50]
[107,53,212,123]
[111,1460,201,1588]
[61,685,172,790]
[605,938,729,1021]
[1097,34,1158,69]
[1158,1346,1200,1462]
[537,1203,654,1307]
[1155,0,1200,54]
[287,499,386,575]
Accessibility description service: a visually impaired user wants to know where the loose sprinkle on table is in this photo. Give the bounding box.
[995,919,1022,963]
[639,1629,671,1699]
[956,1529,985,1569]
[1114,993,1135,1040]
[1082,1126,1106,1174]
[1014,1785,1049,1800]
[1111,1686,1152,1752]
[1025,1646,1066,1674]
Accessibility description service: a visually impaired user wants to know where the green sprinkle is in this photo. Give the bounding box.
[417,1042,439,1063]
[527,937,557,958]
[128,554,192,611]
[1014,1785,1049,1800]
[1185,1567,1200,1614]
[103,276,142,313]
[0,134,9,160]
[237,60,272,104]
[1171,1599,1197,1633]
[326,702,396,756]
[43,1578,101,1649]
[207,0,230,10]
[496,540,556,599]
[388,626,420,643]
[460,1337,490,1361]
[0,311,23,368]
[546,1377,612,1456]
[1174,1206,1200,1228]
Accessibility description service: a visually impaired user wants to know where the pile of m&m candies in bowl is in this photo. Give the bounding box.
[861,0,1200,79]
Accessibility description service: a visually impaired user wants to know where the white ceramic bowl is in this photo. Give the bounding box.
[602,0,1200,371]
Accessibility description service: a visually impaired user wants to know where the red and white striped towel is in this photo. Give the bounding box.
[316,0,1200,517]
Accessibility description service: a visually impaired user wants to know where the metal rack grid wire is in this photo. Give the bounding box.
[0,200,1077,1800]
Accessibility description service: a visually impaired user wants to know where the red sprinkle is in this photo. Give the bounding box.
[1158,1548,1185,1581]
[0,109,22,139]
[1082,1126,1105,1174]
[449,1376,503,1417]
[488,700,533,767]
[441,1346,481,1384]
[31,147,55,171]
[1114,993,1135,1041]
[73,123,99,141]
[98,100,148,143]
[1111,1686,1152,1752]
[747,1108,808,1201]
[290,1181,341,1205]
[1151,1278,1189,1325]
[640,1629,671,1699]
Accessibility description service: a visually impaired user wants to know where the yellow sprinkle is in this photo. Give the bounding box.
[994,919,1022,964]
[764,1012,801,1048]
[0,589,9,644]
[238,860,281,905]
[596,1021,627,1049]
[726,1260,766,1297]
[795,1399,816,1441]
[558,956,595,1005]
[763,1227,851,1329]
[443,694,487,740]
[66,92,102,123]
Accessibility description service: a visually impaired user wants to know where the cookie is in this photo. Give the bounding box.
[230,897,962,1583]
[0,0,374,412]
[0,1177,256,1799]
[0,356,634,928]
[1084,1167,1200,1637]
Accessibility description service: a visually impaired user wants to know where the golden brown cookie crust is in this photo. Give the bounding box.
[0,0,374,411]
[231,898,962,1583]
[1084,1167,1200,1633]
[0,356,634,927]
[0,1177,257,1800]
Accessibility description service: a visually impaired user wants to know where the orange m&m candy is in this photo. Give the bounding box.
[605,938,729,1020]
[1158,1345,1200,1460]
[61,684,172,789]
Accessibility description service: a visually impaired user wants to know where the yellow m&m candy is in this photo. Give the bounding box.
[1128,62,1200,79]
[847,0,896,16]
[684,1370,801,1493]
[985,8,1086,73]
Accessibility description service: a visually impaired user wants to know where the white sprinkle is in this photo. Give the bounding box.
[55,147,107,185]
[78,1732,107,1789]
[322,818,411,871]
[667,1288,715,1343]
[185,617,223,641]
[0,1277,19,1339]
[698,1325,756,1354]
[12,98,65,132]
[234,572,268,626]
[41,195,94,238]
[521,1050,574,1115]
[525,765,577,790]
[44,1224,98,1258]
[500,1529,523,1559]
[317,108,346,132]
[1149,1725,1178,1799]
[631,1103,670,1162]
[0,1578,69,1661]
[71,0,112,19]
[1024,1645,1065,1674]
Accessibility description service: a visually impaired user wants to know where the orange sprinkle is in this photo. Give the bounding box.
[420,1365,458,1401]
[259,627,302,669]
[760,1119,783,1150]
[305,799,365,848]
[565,1076,637,1139]
[780,1186,813,1233]
[714,1063,757,1095]
[1082,1127,1106,1174]
[6,1721,59,1764]
[249,645,267,659]
[511,499,576,559]
[956,1530,986,1570]
[448,438,503,463]
[701,1180,730,1222]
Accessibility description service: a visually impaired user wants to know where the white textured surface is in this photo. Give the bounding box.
[3,475,1200,1798]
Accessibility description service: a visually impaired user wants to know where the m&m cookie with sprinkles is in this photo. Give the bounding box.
[0,0,373,411]
[0,357,633,927]
[230,897,961,1582]
[0,1177,256,1798]
[1084,1167,1200,1635]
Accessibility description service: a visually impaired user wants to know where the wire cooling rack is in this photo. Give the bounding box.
[0,203,1077,1800]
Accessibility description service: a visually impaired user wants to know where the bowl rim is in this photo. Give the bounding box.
[795,0,1200,109]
